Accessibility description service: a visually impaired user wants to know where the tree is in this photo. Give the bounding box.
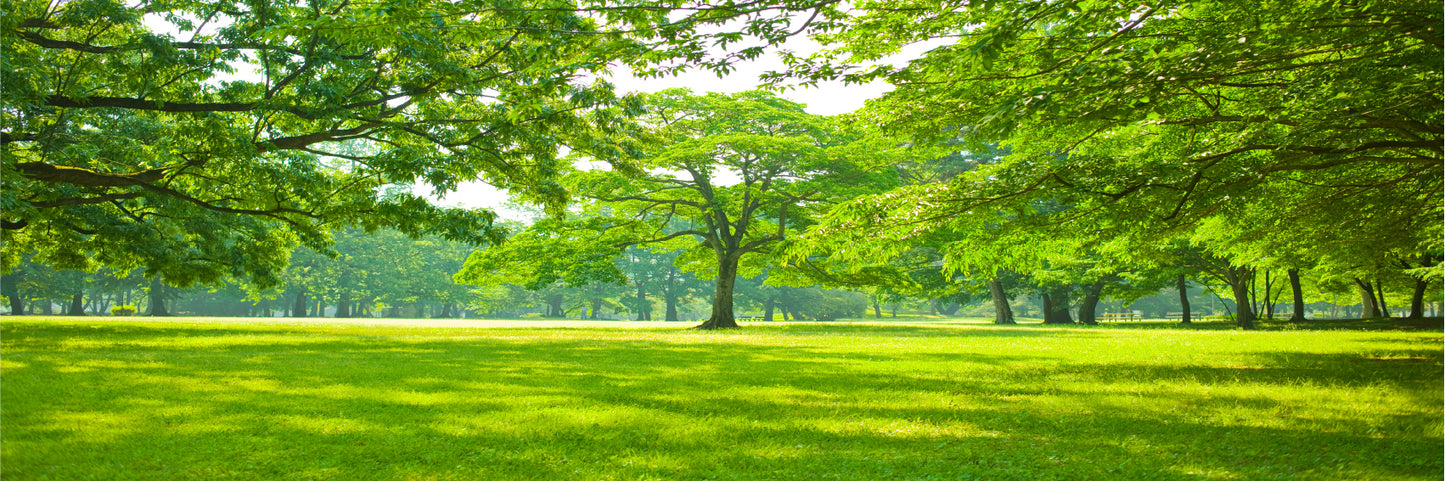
[559,89,903,329]
[455,216,629,317]
[4,0,840,283]
[780,0,1439,234]
[775,0,1441,329]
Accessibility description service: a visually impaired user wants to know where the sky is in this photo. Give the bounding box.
[422,41,911,215]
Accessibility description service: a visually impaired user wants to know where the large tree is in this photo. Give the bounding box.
[1,0,838,283]
[778,0,1441,328]
[472,89,907,329]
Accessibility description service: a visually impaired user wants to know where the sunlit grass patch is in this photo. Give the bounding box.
[2,318,1440,480]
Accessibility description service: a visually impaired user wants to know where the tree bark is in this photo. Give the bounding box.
[1041,289,1074,324]
[1176,274,1192,324]
[589,297,603,319]
[1354,279,1379,318]
[763,296,775,322]
[662,268,680,321]
[545,294,564,317]
[3,276,24,314]
[1288,269,1306,322]
[147,277,169,316]
[634,281,650,321]
[1077,280,1105,325]
[872,294,882,318]
[69,292,85,315]
[1262,271,1275,319]
[1224,265,1255,329]
[989,279,1015,325]
[1408,278,1429,319]
[336,291,351,318]
[292,288,308,318]
[1374,279,1390,318]
[696,255,740,329]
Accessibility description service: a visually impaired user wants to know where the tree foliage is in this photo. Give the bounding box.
[779,0,1442,327]
[1,0,841,283]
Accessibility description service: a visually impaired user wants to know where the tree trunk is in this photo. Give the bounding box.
[1176,274,1192,324]
[1077,280,1105,326]
[872,294,882,319]
[989,279,1015,325]
[1041,289,1074,324]
[1040,292,1053,323]
[292,288,308,317]
[1354,279,1379,318]
[1288,268,1306,322]
[3,277,24,314]
[696,256,740,329]
[69,292,85,316]
[147,277,169,316]
[635,282,650,321]
[1408,278,1429,319]
[1374,279,1390,318]
[590,297,602,319]
[41,299,53,315]
[763,296,775,322]
[1262,271,1275,319]
[545,294,564,318]
[1224,265,1255,329]
[335,292,350,318]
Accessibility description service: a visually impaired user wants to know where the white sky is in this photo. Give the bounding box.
[424,70,893,215]
[426,38,932,215]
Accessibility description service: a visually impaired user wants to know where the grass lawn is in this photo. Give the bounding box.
[2,317,1440,480]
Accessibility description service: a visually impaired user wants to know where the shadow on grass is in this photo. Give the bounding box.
[1081,317,1445,332]
[2,322,1440,480]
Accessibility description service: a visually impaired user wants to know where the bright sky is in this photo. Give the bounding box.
[425,41,912,215]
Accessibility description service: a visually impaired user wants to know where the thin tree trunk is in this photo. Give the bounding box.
[989,279,1014,324]
[1177,274,1192,324]
[696,256,740,329]
[635,282,649,321]
[1263,271,1275,319]
[590,297,602,319]
[872,294,882,319]
[1374,278,1390,318]
[1040,292,1054,323]
[1288,269,1306,322]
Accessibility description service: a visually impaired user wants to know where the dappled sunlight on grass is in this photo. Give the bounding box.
[2,318,1440,480]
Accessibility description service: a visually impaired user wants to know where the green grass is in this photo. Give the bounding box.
[3,317,1441,480]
